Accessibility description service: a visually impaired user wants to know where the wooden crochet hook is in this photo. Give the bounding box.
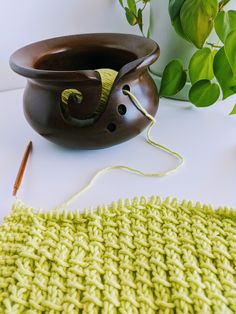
[12,141,33,196]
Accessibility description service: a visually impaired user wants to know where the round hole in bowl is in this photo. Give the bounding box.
[122,84,130,95]
[118,104,127,115]
[107,123,116,132]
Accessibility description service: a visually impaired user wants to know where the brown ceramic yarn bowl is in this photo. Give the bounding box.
[10,33,160,149]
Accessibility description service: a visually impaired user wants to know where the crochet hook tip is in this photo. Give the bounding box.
[12,141,33,197]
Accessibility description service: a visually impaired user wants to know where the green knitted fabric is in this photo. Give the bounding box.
[0,196,236,313]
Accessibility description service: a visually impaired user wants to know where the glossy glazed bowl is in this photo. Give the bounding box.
[10,33,160,149]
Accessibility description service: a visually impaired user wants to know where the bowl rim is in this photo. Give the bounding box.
[9,33,160,81]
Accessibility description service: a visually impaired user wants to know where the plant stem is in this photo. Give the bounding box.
[206,42,223,49]
[219,0,231,11]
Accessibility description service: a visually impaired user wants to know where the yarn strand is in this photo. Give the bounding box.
[55,90,184,209]
[125,90,184,163]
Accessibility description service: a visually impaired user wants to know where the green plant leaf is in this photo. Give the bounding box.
[169,0,189,40]
[169,0,185,21]
[172,15,190,41]
[189,80,220,107]
[225,30,236,75]
[189,48,216,84]
[127,0,137,14]
[137,8,143,33]
[229,104,236,115]
[180,0,218,48]
[160,60,187,96]
[215,11,236,43]
[213,47,236,99]
[125,7,137,25]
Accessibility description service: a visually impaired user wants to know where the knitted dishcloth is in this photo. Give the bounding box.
[0,196,236,314]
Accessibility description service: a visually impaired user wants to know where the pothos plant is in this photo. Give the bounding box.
[119,0,236,114]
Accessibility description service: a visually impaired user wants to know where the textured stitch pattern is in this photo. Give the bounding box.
[0,196,236,313]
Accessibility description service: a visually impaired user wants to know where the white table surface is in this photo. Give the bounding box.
[0,88,235,221]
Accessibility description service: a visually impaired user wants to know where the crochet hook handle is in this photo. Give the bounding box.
[12,141,32,196]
